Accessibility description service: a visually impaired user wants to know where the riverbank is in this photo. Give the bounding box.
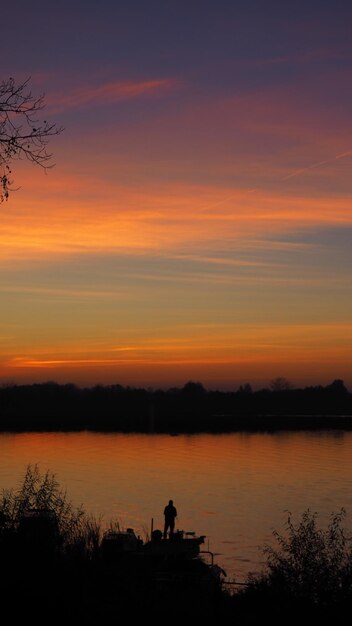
[1,381,352,432]
[1,411,352,433]
[2,533,227,621]
[4,515,349,624]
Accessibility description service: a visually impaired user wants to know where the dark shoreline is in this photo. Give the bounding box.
[1,413,352,434]
[1,380,352,433]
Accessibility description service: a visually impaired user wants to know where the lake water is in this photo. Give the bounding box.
[1,430,352,582]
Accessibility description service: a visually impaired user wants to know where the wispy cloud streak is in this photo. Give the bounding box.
[46,78,179,112]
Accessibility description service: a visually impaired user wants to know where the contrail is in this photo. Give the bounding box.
[200,151,352,212]
[199,194,241,212]
[281,151,352,182]
[335,151,352,158]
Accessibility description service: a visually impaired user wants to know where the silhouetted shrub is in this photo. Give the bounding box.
[235,509,352,623]
[0,464,101,558]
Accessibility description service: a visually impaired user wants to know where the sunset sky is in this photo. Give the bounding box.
[1,0,352,390]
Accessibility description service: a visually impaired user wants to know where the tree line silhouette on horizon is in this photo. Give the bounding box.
[0,378,351,432]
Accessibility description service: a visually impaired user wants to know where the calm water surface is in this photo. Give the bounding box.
[1,430,352,581]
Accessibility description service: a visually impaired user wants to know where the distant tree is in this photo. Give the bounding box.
[326,379,348,394]
[182,381,207,396]
[270,377,292,392]
[238,383,253,394]
[0,76,63,201]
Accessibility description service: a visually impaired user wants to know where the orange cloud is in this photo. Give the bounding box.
[1,177,352,265]
[2,332,352,388]
[4,322,352,368]
[46,78,179,112]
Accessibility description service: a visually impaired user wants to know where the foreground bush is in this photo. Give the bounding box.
[232,509,352,624]
[0,464,101,558]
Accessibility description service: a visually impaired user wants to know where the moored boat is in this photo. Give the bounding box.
[101,526,205,559]
[100,522,227,591]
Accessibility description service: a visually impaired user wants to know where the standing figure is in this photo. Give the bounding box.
[163,499,177,539]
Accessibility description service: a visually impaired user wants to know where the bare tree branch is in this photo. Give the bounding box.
[0,76,63,201]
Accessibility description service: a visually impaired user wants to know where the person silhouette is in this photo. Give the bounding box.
[163,499,177,539]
